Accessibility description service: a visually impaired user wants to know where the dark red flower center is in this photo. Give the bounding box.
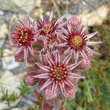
[71,35,83,47]
[42,23,53,34]
[49,65,68,82]
[14,27,34,47]
[69,35,86,50]
[48,36,59,45]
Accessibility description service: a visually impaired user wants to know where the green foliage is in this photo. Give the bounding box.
[0,86,18,107]
[18,80,32,96]
[66,60,110,110]
[0,80,33,108]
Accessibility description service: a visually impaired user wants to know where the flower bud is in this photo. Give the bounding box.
[85,49,93,58]
[68,16,80,27]
[78,58,90,70]
[25,73,37,86]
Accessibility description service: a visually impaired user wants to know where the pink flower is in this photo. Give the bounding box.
[33,51,85,99]
[57,18,102,62]
[68,16,81,28]
[9,16,41,61]
[77,57,90,71]
[25,67,40,86]
[37,11,65,38]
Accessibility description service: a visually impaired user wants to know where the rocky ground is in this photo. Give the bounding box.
[0,0,110,110]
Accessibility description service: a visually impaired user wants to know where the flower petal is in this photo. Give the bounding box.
[13,24,20,29]
[55,15,65,26]
[74,50,79,63]
[51,82,58,99]
[80,50,89,61]
[57,33,68,41]
[18,19,25,27]
[36,63,50,72]
[33,73,49,78]
[86,31,98,40]
[64,47,71,54]
[86,46,100,55]
[87,41,102,45]
[40,78,52,91]
[56,43,68,47]
[62,52,72,66]
[13,46,24,56]
[61,27,68,36]
[24,47,28,61]
[29,44,34,55]
[28,16,31,29]
[64,79,75,90]
[8,44,18,47]
[68,73,85,79]
[64,84,75,99]
[66,61,81,71]
[59,81,65,96]
[67,23,71,33]
[40,13,44,21]
[55,50,60,65]
[49,11,53,22]
[81,23,88,33]
[46,54,54,67]
[15,50,24,62]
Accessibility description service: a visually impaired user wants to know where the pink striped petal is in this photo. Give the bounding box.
[18,19,25,27]
[40,13,44,21]
[55,50,60,65]
[64,79,75,90]
[64,85,75,99]
[57,33,68,41]
[87,41,102,45]
[81,23,88,33]
[13,24,20,29]
[68,73,85,79]
[8,44,18,47]
[33,73,49,78]
[56,43,68,47]
[80,50,89,61]
[61,27,68,36]
[86,31,98,40]
[67,23,71,33]
[59,82,65,96]
[46,54,54,67]
[24,47,28,61]
[15,46,24,55]
[62,52,72,66]
[49,11,53,22]
[64,47,71,54]
[28,16,31,29]
[55,15,65,26]
[51,82,58,98]
[9,46,24,57]
[74,50,79,63]
[66,61,81,71]
[40,79,52,91]
[29,44,34,55]
[44,84,53,100]
[33,29,42,36]
[36,63,50,72]
[86,46,100,55]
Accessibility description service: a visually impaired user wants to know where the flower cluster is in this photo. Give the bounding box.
[9,12,102,109]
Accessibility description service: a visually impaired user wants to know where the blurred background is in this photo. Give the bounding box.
[0,0,110,110]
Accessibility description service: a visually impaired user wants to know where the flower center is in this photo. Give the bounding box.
[42,23,53,34]
[48,36,59,45]
[15,27,33,46]
[50,65,68,82]
[71,35,83,47]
